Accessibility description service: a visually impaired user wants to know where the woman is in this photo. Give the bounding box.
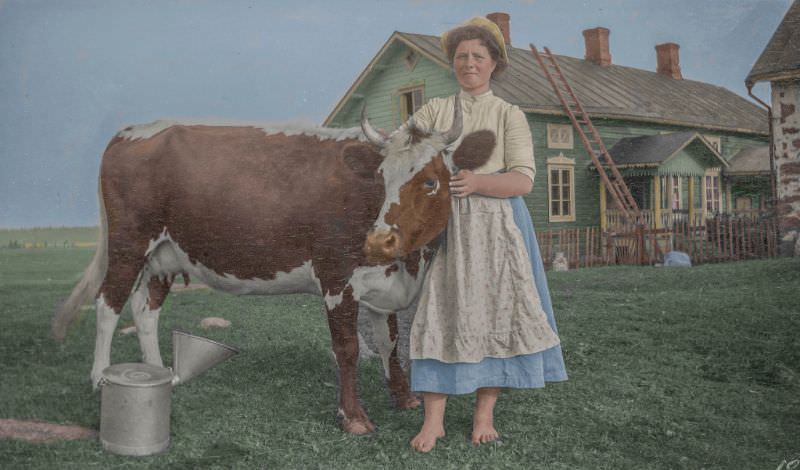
[408,17,568,452]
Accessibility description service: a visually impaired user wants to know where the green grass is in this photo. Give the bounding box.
[0,247,798,469]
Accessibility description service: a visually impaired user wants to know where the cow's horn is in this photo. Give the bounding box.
[440,95,463,146]
[361,105,387,148]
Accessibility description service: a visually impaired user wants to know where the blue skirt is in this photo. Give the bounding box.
[410,196,568,395]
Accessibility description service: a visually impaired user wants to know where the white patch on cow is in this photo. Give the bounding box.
[348,258,429,314]
[145,227,170,257]
[130,278,164,368]
[91,294,120,388]
[117,119,366,143]
[324,290,345,311]
[363,308,396,379]
[144,231,322,296]
[372,127,453,231]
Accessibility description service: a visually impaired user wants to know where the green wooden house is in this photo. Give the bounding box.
[323,16,770,233]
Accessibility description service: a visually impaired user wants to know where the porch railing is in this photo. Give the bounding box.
[538,213,779,269]
[604,208,766,232]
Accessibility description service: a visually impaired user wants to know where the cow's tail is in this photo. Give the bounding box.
[51,176,109,341]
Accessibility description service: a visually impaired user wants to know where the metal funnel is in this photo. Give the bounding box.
[171,330,239,386]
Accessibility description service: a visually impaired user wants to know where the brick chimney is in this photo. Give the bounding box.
[486,12,511,46]
[583,27,611,67]
[656,43,682,79]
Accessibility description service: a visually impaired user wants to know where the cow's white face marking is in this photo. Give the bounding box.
[373,128,455,232]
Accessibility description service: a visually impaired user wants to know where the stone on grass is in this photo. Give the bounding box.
[663,251,692,267]
[0,419,97,443]
[200,317,231,329]
[118,325,137,336]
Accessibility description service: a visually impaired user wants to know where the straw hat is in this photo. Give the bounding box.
[440,16,508,62]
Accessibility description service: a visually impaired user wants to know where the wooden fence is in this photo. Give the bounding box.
[536,214,780,269]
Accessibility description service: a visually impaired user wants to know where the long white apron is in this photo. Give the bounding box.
[409,195,560,363]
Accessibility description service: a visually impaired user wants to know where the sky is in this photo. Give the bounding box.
[0,0,792,228]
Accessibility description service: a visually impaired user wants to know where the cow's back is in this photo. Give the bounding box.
[100,123,384,287]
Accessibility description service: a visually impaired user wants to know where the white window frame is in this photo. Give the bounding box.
[546,123,574,149]
[703,169,722,216]
[660,175,670,210]
[547,154,576,222]
[670,176,682,210]
[398,85,424,123]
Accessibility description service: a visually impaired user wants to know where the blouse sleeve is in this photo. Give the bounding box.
[504,106,536,184]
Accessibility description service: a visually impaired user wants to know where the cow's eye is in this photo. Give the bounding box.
[424,178,439,196]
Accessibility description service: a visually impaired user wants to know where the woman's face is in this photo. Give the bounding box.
[453,39,496,95]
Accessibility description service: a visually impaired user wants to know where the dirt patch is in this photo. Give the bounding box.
[171,283,209,292]
[0,419,97,443]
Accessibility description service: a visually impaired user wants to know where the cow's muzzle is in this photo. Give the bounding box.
[364,229,403,264]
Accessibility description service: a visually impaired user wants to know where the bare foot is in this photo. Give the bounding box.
[472,387,500,445]
[471,417,499,445]
[410,423,445,453]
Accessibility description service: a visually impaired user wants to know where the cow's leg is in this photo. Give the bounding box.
[130,273,172,368]
[364,309,420,409]
[91,294,121,388]
[90,241,147,388]
[325,287,375,434]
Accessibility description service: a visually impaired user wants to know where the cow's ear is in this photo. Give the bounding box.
[451,130,495,171]
[342,143,384,179]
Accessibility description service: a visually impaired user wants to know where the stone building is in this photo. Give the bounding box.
[746,0,800,255]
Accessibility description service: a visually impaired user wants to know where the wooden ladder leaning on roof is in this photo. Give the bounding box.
[529,44,642,224]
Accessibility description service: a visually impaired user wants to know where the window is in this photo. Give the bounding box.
[546,123,573,149]
[399,86,423,123]
[404,50,419,70]
[671,176,681,210]
[704,170,721,214]
[659,175,682,210]
[547,154,575,222]
[703,135,721,154]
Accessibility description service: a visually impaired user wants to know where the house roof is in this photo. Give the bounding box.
[326,31,768,135]
[604,131,728,167]
[724,145,771,176]
[746,0,800,85]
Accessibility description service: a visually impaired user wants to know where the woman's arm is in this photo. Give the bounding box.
[449,169,533,198]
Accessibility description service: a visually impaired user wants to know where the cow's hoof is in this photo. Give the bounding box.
[396,395,421,409]
[341,417,376,435]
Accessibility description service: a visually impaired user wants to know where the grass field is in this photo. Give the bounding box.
[0,247,798,469]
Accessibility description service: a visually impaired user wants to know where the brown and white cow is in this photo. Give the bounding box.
[52,97,495,434]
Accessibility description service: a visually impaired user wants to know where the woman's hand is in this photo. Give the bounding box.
[449,170,533,198]
[449,169,482,198]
